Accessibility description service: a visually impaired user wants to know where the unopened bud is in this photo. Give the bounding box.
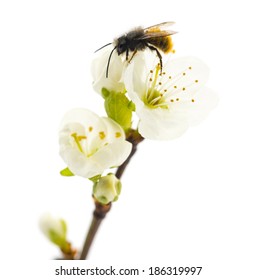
[93,174,121,204]
[39,214,68,251]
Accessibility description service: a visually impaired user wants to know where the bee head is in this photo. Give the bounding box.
[116,36,128,55]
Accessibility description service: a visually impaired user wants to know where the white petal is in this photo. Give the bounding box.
[91,46,126,94]
[163,56,210,91]
[59,144,103,178]
[59,108,104,131]
[137,106,189,140]
[90,140,132,169]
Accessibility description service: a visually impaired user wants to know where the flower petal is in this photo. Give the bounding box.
[91,46,126,94]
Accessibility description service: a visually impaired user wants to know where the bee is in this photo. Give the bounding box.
[95,22,177,78]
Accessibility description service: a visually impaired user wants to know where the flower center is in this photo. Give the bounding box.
[144,63,199,109]
[144,64,168,109]
[71,127,122,157]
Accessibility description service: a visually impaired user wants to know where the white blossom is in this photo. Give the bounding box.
[59,108,132,178]
[124,52,218,140]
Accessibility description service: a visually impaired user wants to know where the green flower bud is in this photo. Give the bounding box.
[93,174,122,204]
[39,214,69,252]
[104,91,132,131]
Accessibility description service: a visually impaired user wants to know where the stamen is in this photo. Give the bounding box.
[147,64,161,101]
[71,132,85,153]
[99,131,106,139]
[77,135,87,141]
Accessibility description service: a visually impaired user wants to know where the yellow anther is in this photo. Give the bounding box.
[89,126,93,132]
[115,132,121,138]
[99,131,106,139]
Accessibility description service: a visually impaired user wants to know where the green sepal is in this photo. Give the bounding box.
[60,167,74,177]
[104,91,132,131]
[128,100,136,111]
[89,174,101,183]
[101,88,111,99]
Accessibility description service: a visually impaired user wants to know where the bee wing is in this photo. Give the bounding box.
[139,30,177,40]
[143,21,175,32]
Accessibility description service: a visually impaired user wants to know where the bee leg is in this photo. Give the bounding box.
[146,44,163,73]
[128,50,137,63]
[126,49,129,61]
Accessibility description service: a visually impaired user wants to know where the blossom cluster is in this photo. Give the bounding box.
[40,30,217,251]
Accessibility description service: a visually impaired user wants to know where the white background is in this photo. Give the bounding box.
[0,0,256,279]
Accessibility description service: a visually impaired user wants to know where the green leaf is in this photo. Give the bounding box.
[104,91,132,131]
[60,167,74,177]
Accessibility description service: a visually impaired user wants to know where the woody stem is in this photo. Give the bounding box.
[79,129,144,260]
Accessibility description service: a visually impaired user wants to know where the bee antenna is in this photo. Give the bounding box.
[95,42,112,53]
[106,46,117,78]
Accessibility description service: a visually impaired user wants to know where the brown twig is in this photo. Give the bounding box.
[79,129,144,260]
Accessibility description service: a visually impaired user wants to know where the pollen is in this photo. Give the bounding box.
[182,87,186,91]
[149,78,153,82]
[99,131,106,139]
[115,132,121,138]
[191,99,195,102]
[183,72,186,76]
[195,80,199,83]
[176,98,179,101]
[159,82,162,85]
[174,85,177,89]
[150,70,153,73]
[89,126,93,132]
[169,76,172,79]
[189,66,192,70]
[162,72,166,75]
[170,99,174,102]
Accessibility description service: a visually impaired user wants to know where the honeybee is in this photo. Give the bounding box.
[96,22,177,78]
